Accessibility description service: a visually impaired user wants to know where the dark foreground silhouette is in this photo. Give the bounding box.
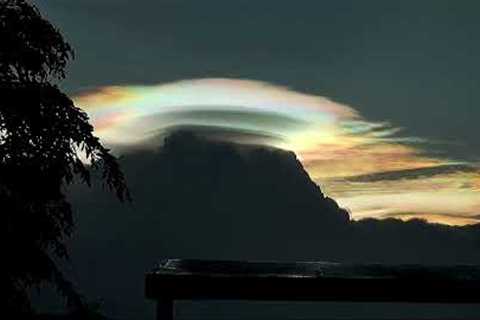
[146,259,480,320]
[1,0,129,316]
[34,131,480,319]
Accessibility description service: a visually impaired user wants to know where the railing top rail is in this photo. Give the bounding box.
[145,259,480,304]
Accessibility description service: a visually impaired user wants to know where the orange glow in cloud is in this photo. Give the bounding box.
[74,78,480,226]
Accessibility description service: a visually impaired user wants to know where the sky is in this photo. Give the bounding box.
[34,0,480,225]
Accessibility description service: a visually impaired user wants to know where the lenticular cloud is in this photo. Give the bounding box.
[74,78,480,225]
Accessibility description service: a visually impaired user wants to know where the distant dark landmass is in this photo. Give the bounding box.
[35,131,480,319]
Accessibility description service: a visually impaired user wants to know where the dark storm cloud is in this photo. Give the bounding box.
[61,132,480,319]
[120,124,287,154]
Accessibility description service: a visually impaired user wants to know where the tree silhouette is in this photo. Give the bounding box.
[1,0,129,315]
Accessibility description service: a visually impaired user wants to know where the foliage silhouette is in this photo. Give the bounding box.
[0,0,129,316]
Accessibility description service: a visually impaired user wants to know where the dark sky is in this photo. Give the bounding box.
[35,0,480,161]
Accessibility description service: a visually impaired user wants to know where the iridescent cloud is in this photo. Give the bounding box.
[74,78,480,225]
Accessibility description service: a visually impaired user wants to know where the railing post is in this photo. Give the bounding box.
[156,299,174,320]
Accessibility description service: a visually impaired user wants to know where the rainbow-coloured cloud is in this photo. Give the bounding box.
[74,78,480,225]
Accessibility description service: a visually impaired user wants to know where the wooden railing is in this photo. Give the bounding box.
[145,259,480,320]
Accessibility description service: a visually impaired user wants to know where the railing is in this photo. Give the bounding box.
[145,259,480,320]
